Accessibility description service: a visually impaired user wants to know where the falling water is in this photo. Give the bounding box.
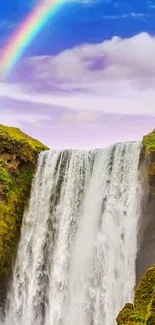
[2,142,142,325]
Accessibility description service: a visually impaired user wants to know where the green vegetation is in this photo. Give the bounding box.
[0,124,48,163]
[0,124,48,276]
[116,303,143,325]
[143,131,155,152]
[134,267,155,320]
[117,129,155,325]
[117,267,155,324]
[140,129,155,196]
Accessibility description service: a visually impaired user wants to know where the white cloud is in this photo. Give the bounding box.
[61,110,101,124]
[1,33,155,116]
[1,80,155,116]
[102,13,146,19]
[22,32,155,83]
[0,107,50,128]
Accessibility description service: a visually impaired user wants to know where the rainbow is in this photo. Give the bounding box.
[0,0,64,80]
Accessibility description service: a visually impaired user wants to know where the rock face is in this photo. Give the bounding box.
[140,129,155,198]
[0,124,48,304]
[117,130,155,324]
[136,130,155,283]
[117,266,155,325]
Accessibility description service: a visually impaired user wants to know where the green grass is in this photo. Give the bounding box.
[0,124,49,275]
[0,124,48,152]
[0,124,49,165]
[143,132,155,151]
[0,167,11,184]
[117,267,155,325]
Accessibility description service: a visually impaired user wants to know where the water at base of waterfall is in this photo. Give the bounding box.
[1,142,142,325]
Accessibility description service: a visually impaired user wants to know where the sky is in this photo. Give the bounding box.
[0,0,155,148]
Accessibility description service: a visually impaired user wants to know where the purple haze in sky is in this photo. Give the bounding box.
[0,32,155,148]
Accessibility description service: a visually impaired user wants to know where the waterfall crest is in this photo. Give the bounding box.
[3,143,142,325]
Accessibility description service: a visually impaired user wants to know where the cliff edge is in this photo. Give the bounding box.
[117,266,155,325]
[0,124,48,302]
[117,130,155,324]
[140,129,155,197]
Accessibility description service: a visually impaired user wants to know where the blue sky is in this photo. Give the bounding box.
[1,0,155,55]
[0,0,155,148]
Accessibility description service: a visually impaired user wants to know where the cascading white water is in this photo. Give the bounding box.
[2,142,142,325]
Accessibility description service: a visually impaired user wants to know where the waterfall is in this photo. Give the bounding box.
[2,142,142,325]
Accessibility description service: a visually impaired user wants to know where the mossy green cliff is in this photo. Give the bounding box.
[117,266,155,325]
[140,130,155,197]
[117,129,155,325]
[0,125,48,300]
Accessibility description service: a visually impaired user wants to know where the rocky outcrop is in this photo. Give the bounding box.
[136,130,155,283]
[140,129,155,197]
[117,266,155,324]
[0,124,48,304]
[117,129,155,324]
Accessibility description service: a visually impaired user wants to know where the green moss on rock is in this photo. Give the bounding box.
[117,129,155,325]
[0,124,48,163]
[140,129,155,197]
[134,267,155,319]
[116,303,143,325]
[143,131,155,152]
[116,267,155,325]
[0,124,48,279]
